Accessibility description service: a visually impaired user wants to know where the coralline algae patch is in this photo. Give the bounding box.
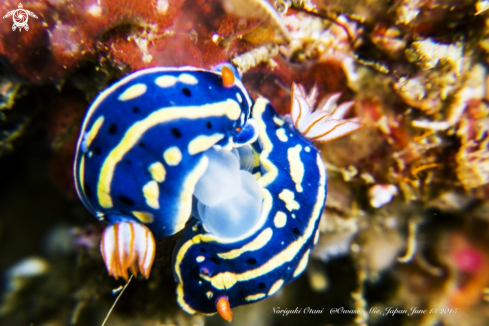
[0,0,184,82]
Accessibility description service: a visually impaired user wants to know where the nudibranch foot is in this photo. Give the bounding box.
[100,220,155,280]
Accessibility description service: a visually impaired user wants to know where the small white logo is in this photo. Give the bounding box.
[3,3,38,32]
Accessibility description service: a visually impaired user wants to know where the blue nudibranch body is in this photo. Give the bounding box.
[74,66,254,239]
[73,64,355,321]
[174,96,326,315]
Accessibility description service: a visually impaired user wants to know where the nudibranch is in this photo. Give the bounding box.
[73,64,363,321]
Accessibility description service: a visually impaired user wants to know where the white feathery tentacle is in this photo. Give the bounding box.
[100,221,156,280]
[101,225,116,275]
[305,85,318,108]
[289,83,364,142]
[308,119,364,142]
[116,222,134,280]
[331,101,355,119]
[133,222,156,278]
[290,84,304,129]
[317,93,342,114]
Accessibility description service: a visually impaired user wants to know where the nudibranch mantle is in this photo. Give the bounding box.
[74,66,253,239]
[73,65,356,320]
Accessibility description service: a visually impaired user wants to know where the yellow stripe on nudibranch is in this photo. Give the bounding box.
[276,128,288,142]
[287,144,304,193]
[273,116,284,126]
[253,98,278,189]
[314,229,320,245]
[196,256,205,263]
[148,162,166,182]
[142,180,159,209]
[178,73,198,85]
[268,279,284,296]
[245,293,266,302]
[97,101,241,209]
[163,146,182,166]
[217,228,273,259]
[118,83,147,101]
[278,189,300,211]
[174,156,209,233]
[177,285,197,314]
[188,134,224,155]
[79,156,86,194]
[293,249,310,277]
[236,93,243,103]
[85,116,105,149]
[273,211,287,228]
[155,73,199,87]
[77,116,104,201]
[132,211,154,223]
[155,75,177,88]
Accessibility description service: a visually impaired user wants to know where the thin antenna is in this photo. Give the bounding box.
[101,275,134,326]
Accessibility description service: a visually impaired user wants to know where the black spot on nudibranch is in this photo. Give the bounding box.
[132,106,140,113]
[209,257,221,265]
[182,87,191,97]
[258,282,266,289]
[93,146,102,155]
[125,159,132,165]
[138,142,147,148]
[200,248,207,253]
[246,258,257,265]
[171,128,182,138]
[118,195,135,207]
[206,121,212,129]
[293,227,301,235]
[108,123,118,135]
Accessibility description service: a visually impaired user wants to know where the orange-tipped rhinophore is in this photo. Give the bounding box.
[100,221,156,280]
[216,296,233,322]
[221,66,235,88]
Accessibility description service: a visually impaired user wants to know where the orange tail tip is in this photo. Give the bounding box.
[221,66,235,88]
[216,296,233,322]
[100,221,156,280]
